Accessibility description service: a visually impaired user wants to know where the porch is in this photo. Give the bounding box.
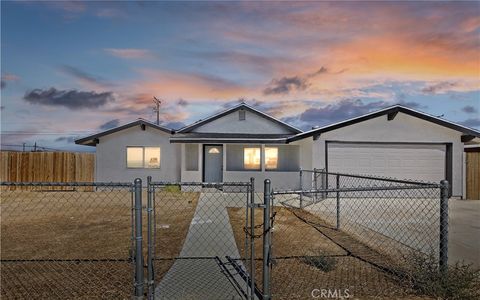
[175,142,307,190]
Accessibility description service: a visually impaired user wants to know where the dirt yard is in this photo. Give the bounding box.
[0,189,199,299]
[228,206,431,300]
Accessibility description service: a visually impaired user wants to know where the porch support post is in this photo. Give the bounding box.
[221,143,226,182]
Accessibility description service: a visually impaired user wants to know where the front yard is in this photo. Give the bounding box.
[227,206,431,299]
[0,189,199,299]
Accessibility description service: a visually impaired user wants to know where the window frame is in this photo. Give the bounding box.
[264,146,279,170]
[185,144,199,171]
[264,145,300,172]
[243,147,261,170]
[126,146,161,169]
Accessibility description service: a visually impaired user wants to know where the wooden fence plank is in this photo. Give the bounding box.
[466,152,480,200]
[0,151,94,190]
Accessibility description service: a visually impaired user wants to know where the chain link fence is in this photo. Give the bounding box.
[266,170,448,299]
[0,182,135,299]
[1,171,451,300]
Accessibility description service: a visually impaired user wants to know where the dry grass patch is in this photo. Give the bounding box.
[227,206,428,299]
[1,189,199,299]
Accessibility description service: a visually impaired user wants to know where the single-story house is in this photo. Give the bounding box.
[75,103,480,198]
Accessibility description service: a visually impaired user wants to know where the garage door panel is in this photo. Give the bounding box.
[328,143,445,183]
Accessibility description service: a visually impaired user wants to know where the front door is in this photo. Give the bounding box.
[204,145,223,182]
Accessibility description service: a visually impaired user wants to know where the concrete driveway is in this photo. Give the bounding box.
[276,194,480,268]
[449,199,480,267]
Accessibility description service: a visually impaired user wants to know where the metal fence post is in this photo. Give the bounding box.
[263,179,272,300]
[134,178,144,299]
[146,176,154,300]
[439,180,449,273]
[299,169,303,208]
[336,174,340,230]
[249,177,255,300]
[313,168,318,202]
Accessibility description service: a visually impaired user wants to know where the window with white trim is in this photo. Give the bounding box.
[127,147,161,168]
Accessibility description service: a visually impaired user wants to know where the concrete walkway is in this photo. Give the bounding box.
[155,189,250,300]
[449,199,480,267]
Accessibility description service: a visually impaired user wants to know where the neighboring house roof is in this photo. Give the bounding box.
[170,133,291,144]
[177,102,303,134]
[287,105,480,143]
[75,119,174,146]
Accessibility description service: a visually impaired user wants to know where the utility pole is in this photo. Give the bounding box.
[153,97,161,125]
[22,143,26,152]
[33,142,37,152]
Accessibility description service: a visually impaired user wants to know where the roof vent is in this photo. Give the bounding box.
[312,125,319,130]
[239,110,246,121]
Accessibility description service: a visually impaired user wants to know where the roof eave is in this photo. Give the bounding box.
[170,138,288,144]
[74,119,174,146]
[287,105,480,143]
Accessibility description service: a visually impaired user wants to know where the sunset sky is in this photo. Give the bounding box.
[1,1,479,151]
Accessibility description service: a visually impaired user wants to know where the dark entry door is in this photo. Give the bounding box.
[204,145,223,182]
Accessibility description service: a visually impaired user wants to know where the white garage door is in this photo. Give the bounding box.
[328,143,446,183]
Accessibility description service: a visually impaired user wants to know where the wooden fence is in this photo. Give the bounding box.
[466,151,480,200]
[1,152,94,188]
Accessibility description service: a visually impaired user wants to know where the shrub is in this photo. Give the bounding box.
[302,255,337,272]
[404,253,480,299]
[163,184,181,193]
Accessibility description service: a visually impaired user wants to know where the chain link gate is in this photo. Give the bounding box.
[146,178,263,300]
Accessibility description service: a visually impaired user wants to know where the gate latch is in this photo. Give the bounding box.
[247,203,266,208]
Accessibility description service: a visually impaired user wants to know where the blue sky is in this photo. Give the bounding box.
[1,1,479,151]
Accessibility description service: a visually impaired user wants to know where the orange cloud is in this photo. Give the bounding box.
[1,73,20,81]
[218,2,479,94]
[128,69,252,100]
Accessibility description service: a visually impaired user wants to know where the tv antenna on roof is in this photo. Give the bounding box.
[153,97,161,125]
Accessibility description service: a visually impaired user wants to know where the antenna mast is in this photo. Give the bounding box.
[153,97,161,125]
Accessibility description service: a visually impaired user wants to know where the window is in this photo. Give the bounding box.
[144,147,160,168]
[244,147,261,170]
[265,145,300,172]
[208,147,221,154]
[265,147,278,170]
[127,147,160,168]
[127,147,143,168]
[185,144,199,171]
